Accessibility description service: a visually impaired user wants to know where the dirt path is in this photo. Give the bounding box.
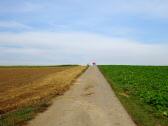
[28,66,136,126]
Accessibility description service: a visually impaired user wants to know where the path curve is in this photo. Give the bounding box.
[28,66,136,126]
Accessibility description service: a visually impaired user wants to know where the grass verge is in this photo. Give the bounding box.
[0,101,51,126]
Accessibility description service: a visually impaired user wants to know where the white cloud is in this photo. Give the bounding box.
[0,31,168,65]
[0,21,31,30]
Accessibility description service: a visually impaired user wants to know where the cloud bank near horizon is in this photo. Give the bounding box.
[0,32,168,65]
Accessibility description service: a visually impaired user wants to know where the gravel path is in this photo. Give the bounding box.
[28,66,136,126]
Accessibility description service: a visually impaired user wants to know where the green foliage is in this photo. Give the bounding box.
[99,65,168,126]
[0,102,50,126]
[0,107,34,126]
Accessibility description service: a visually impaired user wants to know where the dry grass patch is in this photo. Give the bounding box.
[0,66,86,113]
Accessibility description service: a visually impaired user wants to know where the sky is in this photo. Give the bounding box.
[0,0,168,65]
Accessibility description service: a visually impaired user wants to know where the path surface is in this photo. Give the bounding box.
[28,66,136,126]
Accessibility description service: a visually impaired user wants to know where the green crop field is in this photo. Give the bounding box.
[99,65,168,126]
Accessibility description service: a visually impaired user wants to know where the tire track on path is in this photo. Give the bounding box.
[28,66,136,126]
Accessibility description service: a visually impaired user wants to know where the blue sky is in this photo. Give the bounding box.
[0,0,168,65]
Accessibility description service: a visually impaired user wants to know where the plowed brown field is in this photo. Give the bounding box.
[0,66,86,113]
